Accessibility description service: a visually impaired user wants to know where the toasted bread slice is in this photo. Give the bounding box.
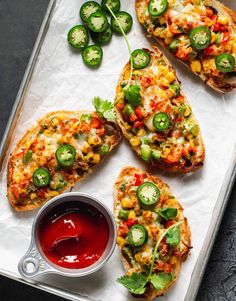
[136,0,236,92]
[7,110,121,211]
[114,166,191,300]
[115,47,205,173]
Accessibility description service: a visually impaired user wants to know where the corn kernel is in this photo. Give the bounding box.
[166,29,174,38]
[122,198,133,209]
[88,135,101,146]
[158,66,168,76]
[130,136,141,147]
[117,236,126,247]
[124,123,132,130]
[91,153,101,164]
[165,71,176,83]
[232,42,236,54]
[211,32,217,43]
[158,16,165,25]
[51,117,60,127]
[137,129,146,137]
[218,15,228,25]
[82,142,92,154]
[169,256,178,265]
[165,37,173,45]
[190,60,202,73]
[128,210,136,219]
[30,193,37,200]
[43,129,51,136]
[48,190,59,197]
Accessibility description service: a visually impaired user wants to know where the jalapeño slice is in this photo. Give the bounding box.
[102,0,120,13]
[128,224,148,247]
[91,24,113,45]
[82,45,103,67]
[132,49,151,69]
[111,11,133,34]
[80,1,102,23]
[153,112,171,131]
[148,0,169,17]
[67,25,89,49]
[56,144,76,167]
[87,12,108,33]
[33,168,50,187]
[215,53,235,73]
[137,182,160,207]
[189,26,211,50]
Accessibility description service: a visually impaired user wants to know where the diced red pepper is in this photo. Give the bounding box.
[133,120,144,128]
[118,221,129,237]
[91,117,102,129]
[135,107,144,119]
[126,218,138,228]
[206,7,214,17]
[165,220,175,228]
[213,22,227,32]
[222,32,230,44]
[134,173,144,186]
[204,45,216,57]
[116,102,125,110]
[130,113,138,122]
[10,184,20,200]
[37,189,46,198]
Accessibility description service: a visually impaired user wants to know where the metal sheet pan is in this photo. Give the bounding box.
[1,0,236,300]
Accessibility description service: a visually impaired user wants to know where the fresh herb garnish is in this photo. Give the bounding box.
[124,85,141,107]
[159,207,178,220]
[149,272,173,291]
[117,221,183,294]
[93,97,116,122]
[166,225,180,247]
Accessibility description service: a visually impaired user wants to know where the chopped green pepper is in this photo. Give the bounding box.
[169,39,179,52]
[189,26,211,50]
[118,209,129,221]
[81,114,92,122]
[111,11,133,34]
[124,104,135,116]
[80,1,102,23]
[23,150,33,164]
[99,144,110,156]
[215,32,222,47]
[169,83,180,97]
[82,45,103,67]
[67,25,89,49]
[148,0,168,17]
[56,144,76,167]
[215,53,235,73]
[50,173,67,190]
[151,149,161,160]
[33,168,50,187]
[87,12,108,33]
[132,49,151,69]
[141,145,152,161]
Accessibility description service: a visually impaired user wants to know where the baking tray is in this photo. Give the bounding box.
[1,0,236,300]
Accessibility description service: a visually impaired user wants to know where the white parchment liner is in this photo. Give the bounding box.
[0,0,236,300]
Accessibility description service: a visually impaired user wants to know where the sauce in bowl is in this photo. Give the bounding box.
[38,202,109,269]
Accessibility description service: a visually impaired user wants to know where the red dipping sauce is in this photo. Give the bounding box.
[38,202,109,269]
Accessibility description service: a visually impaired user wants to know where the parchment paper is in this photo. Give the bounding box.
[0,0,236,300]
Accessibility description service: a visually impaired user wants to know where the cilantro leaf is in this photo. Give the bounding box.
[93,97,116,122]
[124,85,141,107]
[117,273,147,295]
[159,208,178,220]
[165,225,180,247]
[150,272,173,291]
